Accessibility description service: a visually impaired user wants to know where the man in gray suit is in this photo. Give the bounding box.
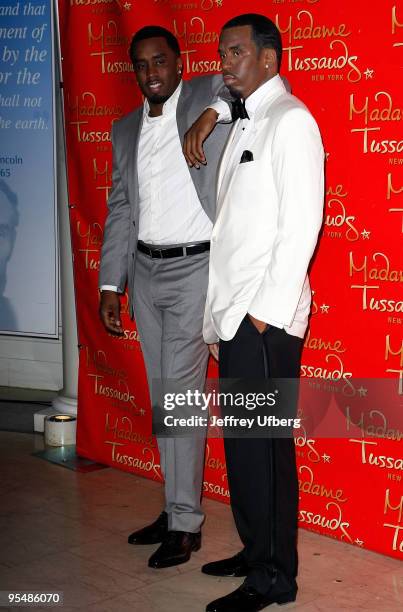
[99,26,230,569]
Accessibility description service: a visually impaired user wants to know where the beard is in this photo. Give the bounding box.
[147,93,171,105]
[228,87,242,99]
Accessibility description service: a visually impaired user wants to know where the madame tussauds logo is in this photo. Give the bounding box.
[387,173,403,232]
[204,443,226,471]
[69,108,113,144]
[298,465,347,503]
[294,426,321,463]
[70,0,132,10]
[304,329,346,354]
[93,158,112,204]
[300,353,354,395]
[349,439,403,471]
[349,92,403,154]
[298,501,353,542]
[88,21,133,74]
[203,470,229,498]
[71,0,115,5]
[276,10,361,82]
[203,479,230,498]
[383,488,403,552]
[324,183,359,241]
[385,334,403,394]
[104,441,161,478]
[392,5,403,47]
[88,373,136,409]
[68,92,123,118]
[174,17,222,74]
[345,405,403,442]
[76,221,103,270]
[86,347,127,380]
[105,413,154,446]
[349,251,403,315]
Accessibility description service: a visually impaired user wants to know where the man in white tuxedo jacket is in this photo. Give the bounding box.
[184,14,324,612]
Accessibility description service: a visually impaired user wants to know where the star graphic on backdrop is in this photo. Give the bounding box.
[322,454,331,463]
[320,304,330,314]
[364,68,374,80]
[357,386,368,397]
[123,2,131,9]
[215,0,223,6]
[361,229,371,239]
[355,538,364,546]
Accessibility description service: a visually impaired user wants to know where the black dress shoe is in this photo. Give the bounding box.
[202,551,248,577]
[206,585,297,611]
[148,530,201,568]
[128,511,168,545]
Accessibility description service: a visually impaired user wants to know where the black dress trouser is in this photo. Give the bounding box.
[219,315,303,595]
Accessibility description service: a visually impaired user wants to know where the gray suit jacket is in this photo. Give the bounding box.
[99,75,231,315]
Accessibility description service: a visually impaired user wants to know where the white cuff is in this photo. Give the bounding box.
[206,99,232,123]
[100,285,119,292]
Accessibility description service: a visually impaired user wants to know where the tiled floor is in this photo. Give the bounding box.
[0,431,401,611]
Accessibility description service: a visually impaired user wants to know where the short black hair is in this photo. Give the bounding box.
[222,13,282,69]
[130,26,180,64]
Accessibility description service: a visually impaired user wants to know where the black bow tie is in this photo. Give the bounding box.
[231,98,249,121]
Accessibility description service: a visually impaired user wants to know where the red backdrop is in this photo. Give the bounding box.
[58,0,403,560]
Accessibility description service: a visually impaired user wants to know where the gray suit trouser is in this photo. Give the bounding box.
[132,248,209,533]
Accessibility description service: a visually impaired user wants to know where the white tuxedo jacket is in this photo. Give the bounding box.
[203,76,324,344]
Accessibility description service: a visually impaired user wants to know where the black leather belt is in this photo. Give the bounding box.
[137,241,210,259]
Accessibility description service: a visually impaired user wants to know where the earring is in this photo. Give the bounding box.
[265,64,269,69]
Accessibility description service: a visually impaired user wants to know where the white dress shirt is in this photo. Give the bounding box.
[137,81,212,244]
[101,81,212,292]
